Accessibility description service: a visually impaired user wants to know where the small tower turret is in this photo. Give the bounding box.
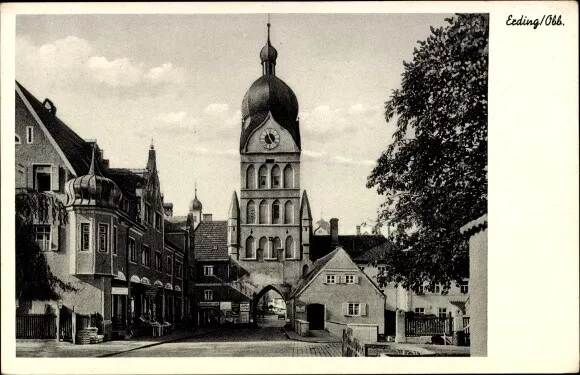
[189,183,203,229]
[227,191,240,259]
[300,190,313,261]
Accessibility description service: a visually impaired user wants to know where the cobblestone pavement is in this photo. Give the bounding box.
[112,327,342,357]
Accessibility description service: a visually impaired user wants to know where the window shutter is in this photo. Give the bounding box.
[340,276,346,284]
[323,275,327,284]
[26,166,34,189]
[343,303,348,316]
[355,275,360,284]
[360,303,367,316]
[51,166,60,191]
[50,225,60,251]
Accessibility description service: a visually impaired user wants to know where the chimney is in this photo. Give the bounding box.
[203,213,213,222]
[356,225,361,236]
[163,203,173,218]
[330,218,339,246]
[101,159,109,171]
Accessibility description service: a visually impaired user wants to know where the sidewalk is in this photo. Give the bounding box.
[283,327,342,343]
[16,328,215,358]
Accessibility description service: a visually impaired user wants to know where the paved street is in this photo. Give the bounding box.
[111,325,341,357]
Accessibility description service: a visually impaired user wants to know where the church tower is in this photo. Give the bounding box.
[189,184,202,229]
[228,23,312,288]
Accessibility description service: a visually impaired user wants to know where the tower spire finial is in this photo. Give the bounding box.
[150,137,154,150]
[267,14,271,41]
[89,143,96,175]
[195,182,197,198]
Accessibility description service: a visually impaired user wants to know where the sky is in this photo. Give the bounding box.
[15,13,452,234]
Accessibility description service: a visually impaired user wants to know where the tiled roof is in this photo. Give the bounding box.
[352,241,395,263]
[167,215,188,229]
[164,219,185,234]
[193,221,228,261]
[164,236,184,252]
[107,168,145,198]
[310,234,389,261]
[16,81,95,177]
[291,248,340,298]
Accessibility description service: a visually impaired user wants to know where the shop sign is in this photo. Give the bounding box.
[199,302,219,307]
[240,302,250,312]
[296,305,306,313]
[220,302,232,311]
[240,312,249,323]
[111,287,129,295]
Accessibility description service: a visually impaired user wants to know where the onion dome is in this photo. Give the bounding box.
[189,185,202,212]
[240,23,301,150]
[65,146,122,208]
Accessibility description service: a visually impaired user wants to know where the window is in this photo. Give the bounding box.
[345,275,355,284]
[15,134,21,144]
[141,245,150,266]
[176,261,182,278]
[204,290,213,301]
[271,165,281,188]
[129,237,136,262]
[414,308,425,315]
[155,251,162,270]
[348,303,360,316]
[112,226,118,255]
[35,225,51,252]
[285,236,294,259]
[204,265,214,276]
[98,224,109,252]
[246,165,256,189]
[258,165,268,189]
[438,308,447,318]
[144,203,153,225]
[272,200,280,224]
[154,212,162,230]
[167,256,173,274]
[80,223,90,251]
[283,164,293,188]
[34,165,52,192]
[377,266,386,275]
[246,200,256,224]
[245,236,255,258]
[259,237,268,258]
[258,200,268,224]
[284,201,294,224]
[416,285,424,295]
[460,281,469,294]
[433,284,441,294]
[325,275,336,284]
[273,237,281,259]
[26,126,34,144]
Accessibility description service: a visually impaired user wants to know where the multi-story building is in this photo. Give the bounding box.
[14,81,194,338]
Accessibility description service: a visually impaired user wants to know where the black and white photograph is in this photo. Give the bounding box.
[1,2,578,374]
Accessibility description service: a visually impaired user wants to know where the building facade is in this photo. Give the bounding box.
[227,25,313,299]
[15,81,193,338]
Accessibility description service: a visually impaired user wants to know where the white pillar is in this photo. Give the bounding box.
[394,309,406,343]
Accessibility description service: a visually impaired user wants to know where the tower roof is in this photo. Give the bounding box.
[228,191,240,219]
[189,184,202,211]
[300,190,312,220]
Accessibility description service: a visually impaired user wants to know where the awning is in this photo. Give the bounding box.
[164,283,173,290]
[130,275,141,283]
[174,285,181,292]
[115,271,127,281]
[154,280,163,288]
[141,277,150,285]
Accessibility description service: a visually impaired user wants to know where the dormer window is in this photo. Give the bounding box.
[204,265,214,276]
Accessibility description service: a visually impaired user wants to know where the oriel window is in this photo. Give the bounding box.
[80,223,90,251]
[98,224,109,252]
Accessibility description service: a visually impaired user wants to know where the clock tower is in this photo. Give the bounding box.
[228,24,312,293]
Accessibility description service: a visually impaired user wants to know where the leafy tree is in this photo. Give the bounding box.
[15,191,76,301]
[367,14,488,293]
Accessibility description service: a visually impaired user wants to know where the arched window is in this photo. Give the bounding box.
[273,237,281,259]
[271,164,281,188]
[259,200,268,224]
[284,201,294,224]
[258,165,268,189]
[283,164,294,188]
[259,237,268,260]
[245,236,255,259]
[285,236,295,259]
[246,165,256,189]
[272,200,281,224]
[15,134,21,144]
[246,200,256,224]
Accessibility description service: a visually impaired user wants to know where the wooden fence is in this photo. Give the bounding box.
[405,314,453,336]
[16,314,56,339]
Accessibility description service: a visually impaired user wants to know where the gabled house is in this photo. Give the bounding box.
[14,81,192,339]
[288,247,386,341]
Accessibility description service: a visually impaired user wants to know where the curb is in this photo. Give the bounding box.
[97,329,216,357]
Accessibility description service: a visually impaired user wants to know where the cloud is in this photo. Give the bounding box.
[204,103,230,115]
[348,103,381,115]
[16,36,185,90]
[158,111,187,123]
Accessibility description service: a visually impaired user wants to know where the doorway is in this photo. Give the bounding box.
[306,303,325,330]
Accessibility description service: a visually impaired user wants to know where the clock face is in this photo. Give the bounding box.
[259,128,280,150]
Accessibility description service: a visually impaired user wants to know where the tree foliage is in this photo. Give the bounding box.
[367,14,488,293]
[15,191,76,300]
